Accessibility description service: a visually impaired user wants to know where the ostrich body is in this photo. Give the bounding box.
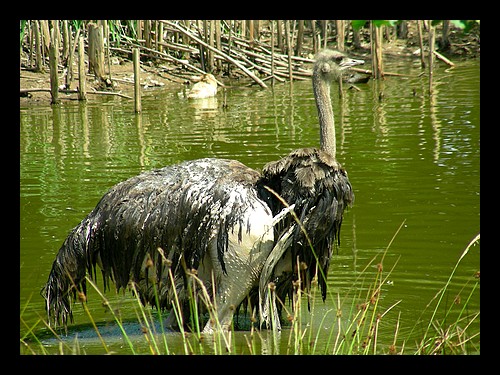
[187,73,218,99]
[42,50,363,332]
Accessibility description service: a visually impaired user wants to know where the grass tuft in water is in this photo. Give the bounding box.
[20,228,479,355]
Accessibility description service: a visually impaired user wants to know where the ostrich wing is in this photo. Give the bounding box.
[258,147,354,303]
[42,158,269,326]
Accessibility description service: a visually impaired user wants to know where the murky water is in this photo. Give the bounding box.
[20,56,480,354]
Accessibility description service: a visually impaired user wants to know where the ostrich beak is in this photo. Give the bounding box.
[339,57,365,70]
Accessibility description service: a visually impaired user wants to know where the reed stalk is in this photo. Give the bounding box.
[133,48,141,112]
[48,23,59,104]
[414,233,480,354]
[85,277,137,354]
[129,282,161,354]
[20,226,479,355]
[428,20,436,95]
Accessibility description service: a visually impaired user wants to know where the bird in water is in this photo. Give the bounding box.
[187,73,218,99]
[42,50,363,333]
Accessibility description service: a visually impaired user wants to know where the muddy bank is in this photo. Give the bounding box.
[20,20,480,107]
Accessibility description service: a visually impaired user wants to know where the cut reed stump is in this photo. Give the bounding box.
[48,25,59,104]
[370,21,384,79]
[133,48,141,113]
[163,20,268,89]
[88,23,106,83]
[78,35,87,100]
[428,21,436,95]
[417,20,426,69]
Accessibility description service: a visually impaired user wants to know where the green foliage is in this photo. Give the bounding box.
[70,20,83,31]
[351,20,399,30]
[450,20,479,33]
[352,20,479,34]
[351,20,368,30]
[20,20,27,46]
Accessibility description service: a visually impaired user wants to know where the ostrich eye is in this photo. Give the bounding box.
[320,63,331,73]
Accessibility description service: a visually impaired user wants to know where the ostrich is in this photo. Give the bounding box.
[42,50,363,333]
[187,73,218,99]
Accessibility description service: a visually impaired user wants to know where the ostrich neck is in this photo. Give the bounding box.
[313,73,336,159]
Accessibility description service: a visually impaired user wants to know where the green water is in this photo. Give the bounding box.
[20,56,480,354]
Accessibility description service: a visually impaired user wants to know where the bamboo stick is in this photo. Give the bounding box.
[241,20,246,38]
[48,23,59,104]
[370,21,384,79]
[88,23,106,81]
[89,89,132,99]
[136,20,142,40]
[102,20,112,81]
[20,87,132,100]
[441,20,451,51]
[133,48,141,112]
[227,39,308,73]
[209,20,215,72]
[144,20,152,49]
[336,20,345,51]
[78,35,86,100]
[65,22,73,89]
[285,20,293,82]
[308,20,315,54]
[164,20,268,88]
[417,20,426,69]
[428,21,436,94]
[295,20,304,56]
[350,67,410,77]
[433,50,455,67]
[321,20,327,49]
[40,20,50,57]
[199,20,207,71]
[215,20,222,71]
[157,21,163,53]
[154,40,198,54]
[34,20,43,72]
[61,21,69,63]
[277,20,284,53]
[114,42,206,75]
[70,27,81,66]
[26,21,33,68]
[249,20,254,45]
[271,20,275,86]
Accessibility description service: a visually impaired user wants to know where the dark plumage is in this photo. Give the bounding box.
[261,148,353,297]
[42,50,362,332]
[43,158,274,331]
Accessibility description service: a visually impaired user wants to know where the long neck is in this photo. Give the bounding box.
[313,70,336,158]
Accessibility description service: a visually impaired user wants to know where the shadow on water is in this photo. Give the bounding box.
[32,311,288,355]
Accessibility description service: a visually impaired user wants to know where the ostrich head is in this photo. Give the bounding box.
[314,49,365,82]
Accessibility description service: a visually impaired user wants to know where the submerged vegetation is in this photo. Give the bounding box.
[20,226,480,355]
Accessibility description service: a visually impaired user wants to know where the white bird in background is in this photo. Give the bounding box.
[187,73,218,99]
[42,50,363,333]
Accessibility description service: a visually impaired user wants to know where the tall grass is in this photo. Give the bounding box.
[20,230,479,355]
[413,233,480,354]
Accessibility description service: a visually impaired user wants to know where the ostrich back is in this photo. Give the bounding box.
[42,158,274,327]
